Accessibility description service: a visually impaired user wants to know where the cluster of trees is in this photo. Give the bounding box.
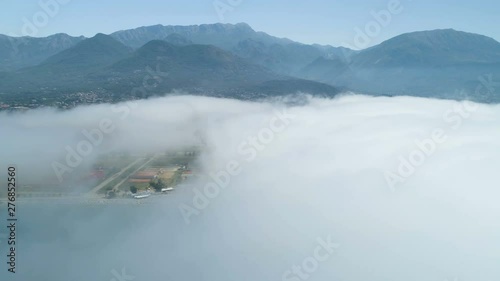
[129,186,138,194]
[149,179,166,192]
[129,179,166,194]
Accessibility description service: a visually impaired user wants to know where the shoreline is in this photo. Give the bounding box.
[0,196,166,205]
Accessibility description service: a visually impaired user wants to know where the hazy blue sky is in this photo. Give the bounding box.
[1,0,499,48]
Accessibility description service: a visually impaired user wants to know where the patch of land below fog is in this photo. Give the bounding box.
[0,150,199,204]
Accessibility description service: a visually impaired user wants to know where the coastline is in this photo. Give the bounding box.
[0,196,163,205]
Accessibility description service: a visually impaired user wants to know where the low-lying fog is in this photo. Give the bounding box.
[1,94,500,281]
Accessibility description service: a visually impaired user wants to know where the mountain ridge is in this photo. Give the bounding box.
[2,24,500,105]
[298,28,500,102]
[0,35,340,106]
[351,29,500,67]
[39,33,132,71]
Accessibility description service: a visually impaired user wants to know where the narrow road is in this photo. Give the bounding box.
[86,158,144,197]
[111,154,159,190]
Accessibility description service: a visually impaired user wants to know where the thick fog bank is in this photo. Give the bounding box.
[1,94,500,281]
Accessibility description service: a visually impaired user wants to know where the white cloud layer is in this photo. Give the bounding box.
[1,94,500,281]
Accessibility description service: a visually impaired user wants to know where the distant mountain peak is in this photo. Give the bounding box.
[235,22,253,28]
[136,39,176,56]
[380,28,500,52]
[85,33,123,44]
[47,33,84,39]
[110,22,270,49]
[352,28,500,67]
[92,33,110,38]
[392,28,499,44]
[40,33,131,69]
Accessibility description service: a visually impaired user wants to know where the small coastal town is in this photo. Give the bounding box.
[0,91,129,111]
[0,149,199,205]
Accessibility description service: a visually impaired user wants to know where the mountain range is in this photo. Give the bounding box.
[0,33,84,71]
[1,23,500,108]
[299,29,500,101]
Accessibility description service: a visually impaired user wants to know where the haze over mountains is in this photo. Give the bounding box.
[0,33,84,71]
[1,23,500,107]
[300,29,500,101]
